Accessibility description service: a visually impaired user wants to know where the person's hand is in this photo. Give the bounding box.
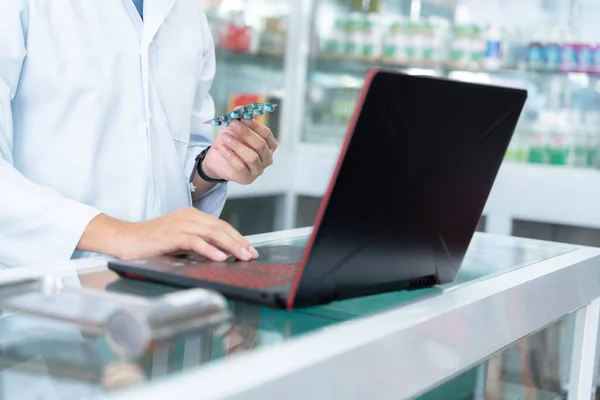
[79,210,259,262]
[202,118,278,185]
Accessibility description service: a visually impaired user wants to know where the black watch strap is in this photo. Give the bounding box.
[191,147,227,184]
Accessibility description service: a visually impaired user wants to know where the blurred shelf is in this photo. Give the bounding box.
[310,56,600,80]
[215,49,285,71]
[484,161,600,232]
[302,123,347,146]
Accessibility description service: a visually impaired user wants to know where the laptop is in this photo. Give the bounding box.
[108,68,527,309]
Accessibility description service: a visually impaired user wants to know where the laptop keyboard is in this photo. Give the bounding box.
[183,264,298,289]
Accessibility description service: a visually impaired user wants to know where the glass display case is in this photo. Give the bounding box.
[302,0,600,170]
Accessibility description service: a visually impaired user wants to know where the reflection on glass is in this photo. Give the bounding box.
[420,314,574,400]
[591,321,600,398]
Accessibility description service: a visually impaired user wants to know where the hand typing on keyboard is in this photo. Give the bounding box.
[82,208,259,262]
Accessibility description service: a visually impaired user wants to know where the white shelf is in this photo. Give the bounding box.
[484,162,600,234]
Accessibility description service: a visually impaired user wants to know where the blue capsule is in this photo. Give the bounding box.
[230,111,241,119]
[211,119,221,126]
[253,109,263,116]
[243,113,253,119]
[223,121,230,127]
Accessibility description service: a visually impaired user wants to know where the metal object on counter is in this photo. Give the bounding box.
[0,276,231,359]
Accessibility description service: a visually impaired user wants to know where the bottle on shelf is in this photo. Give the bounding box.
[528,130,549,165]
[481,25,503,70]
[420,22,435,62]
[525,24,545,71]
[576,42,593,73]
[505,128,530,163]
[362,13,382,60]
[559,30,578,73]
[469,25,485,68]
[431,18,451,64]
[451,24,485,69]
[321,18,347,58]
[404,22,419,62]
[583,112,600,168]
[259,16,287,57]
[543,28,561,72]
[592,44,600,74]
[382,21,401,62]
[450,25,471,67]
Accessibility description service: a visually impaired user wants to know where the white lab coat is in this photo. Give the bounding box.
[0,0,227,268]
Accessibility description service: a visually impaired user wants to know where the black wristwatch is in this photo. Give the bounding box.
[191,147,227,184]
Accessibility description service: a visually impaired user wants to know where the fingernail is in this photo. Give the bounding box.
[249,246,259,258]
[240,248,252,260]
[215,250,227,261]
[222,133,232,143]
[241,118,252,126]
[230,120,242,129]
[219,146,228,155]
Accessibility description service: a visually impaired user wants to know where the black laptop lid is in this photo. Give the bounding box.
[292,69,527,307]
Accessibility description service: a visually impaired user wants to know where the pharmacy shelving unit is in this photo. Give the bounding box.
[207,0,600,243]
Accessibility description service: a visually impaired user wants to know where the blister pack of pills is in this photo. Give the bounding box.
[204,102,278,127]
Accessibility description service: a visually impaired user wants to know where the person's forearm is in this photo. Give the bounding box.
[77,214,131,258]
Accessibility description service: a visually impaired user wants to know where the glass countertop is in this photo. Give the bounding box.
[0,231,576,399]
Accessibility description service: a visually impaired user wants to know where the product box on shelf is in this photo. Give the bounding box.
[217,11,258,54]
[258,16,288,57]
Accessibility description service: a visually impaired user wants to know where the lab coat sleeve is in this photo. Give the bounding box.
[0,2,101,267]
[185,9,227,217]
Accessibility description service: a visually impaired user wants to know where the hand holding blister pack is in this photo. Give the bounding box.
[205,102,278,127]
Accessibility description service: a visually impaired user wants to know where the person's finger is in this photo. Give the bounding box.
[216,144,251,183]
[229,120,271,165]
[221,133,262,177]
[183,210,256,256]
[201,228,254,261]
[240,118,278,151]
[216,219,259,258]
[186,237,228,262]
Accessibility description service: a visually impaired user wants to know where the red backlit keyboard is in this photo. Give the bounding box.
[183,264,298,289]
